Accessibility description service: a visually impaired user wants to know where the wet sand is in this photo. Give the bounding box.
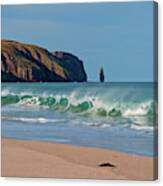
[1,138,157,180]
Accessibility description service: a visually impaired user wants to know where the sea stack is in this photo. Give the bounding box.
[99,67,105,82]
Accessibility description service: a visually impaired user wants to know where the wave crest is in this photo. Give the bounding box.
[2,92,155,119]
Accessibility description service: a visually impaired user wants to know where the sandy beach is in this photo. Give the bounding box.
[1,138,157,180]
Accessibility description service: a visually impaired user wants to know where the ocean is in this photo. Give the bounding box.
[1,82,157,156]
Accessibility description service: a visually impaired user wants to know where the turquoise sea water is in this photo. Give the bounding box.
[1,82,157,156]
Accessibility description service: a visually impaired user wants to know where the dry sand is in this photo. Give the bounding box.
[1,138,157,180]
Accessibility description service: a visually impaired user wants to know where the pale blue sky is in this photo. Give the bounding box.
[2,1,155,82]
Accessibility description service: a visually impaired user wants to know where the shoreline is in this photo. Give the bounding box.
[1,138,157,180]
[1,137,154,157]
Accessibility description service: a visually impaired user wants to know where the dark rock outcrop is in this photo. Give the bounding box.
[99,67,105,82]
[1,40,87,82]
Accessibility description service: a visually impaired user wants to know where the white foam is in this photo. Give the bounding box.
[123,101,152,117]
[130,124,154,131]
[1,89,12,96]
[2,116,65,124]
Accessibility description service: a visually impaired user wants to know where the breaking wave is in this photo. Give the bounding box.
[1,90,155,119]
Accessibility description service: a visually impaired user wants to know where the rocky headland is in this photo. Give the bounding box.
[1,40,87,82]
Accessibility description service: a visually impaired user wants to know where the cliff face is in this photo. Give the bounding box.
[1,40,87,82]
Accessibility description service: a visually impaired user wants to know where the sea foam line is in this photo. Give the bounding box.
[1,116,65,124]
